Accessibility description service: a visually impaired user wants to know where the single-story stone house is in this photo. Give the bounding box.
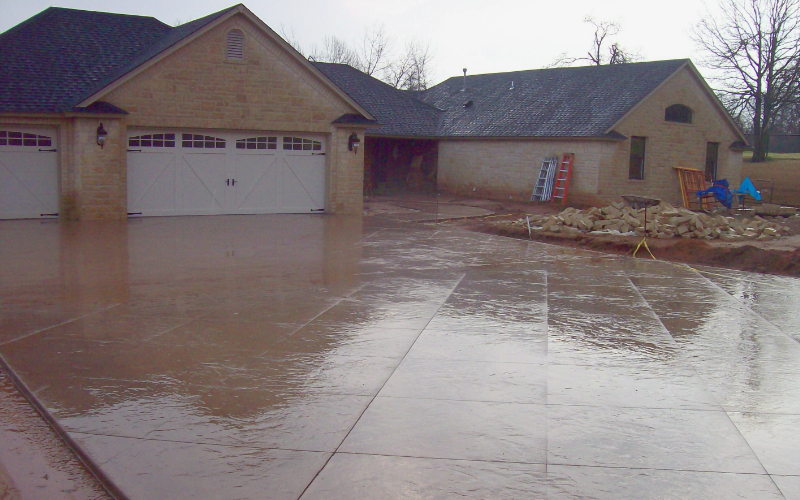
[316,60,749,207]
[0,4,747,220]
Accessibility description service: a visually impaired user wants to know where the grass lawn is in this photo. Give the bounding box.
[743,152,800,161]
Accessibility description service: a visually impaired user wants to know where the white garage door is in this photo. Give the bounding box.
[0,128,59,219]
[127,130,326,216]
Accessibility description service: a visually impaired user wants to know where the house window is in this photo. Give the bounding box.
[236,136,277,150]
[629,136,646,180]
[0,130,52,147]
[226,29,244,60]
[129,133,175,148]
[665,104,693,124]
[705,142,719,181]
[282,137,322,151]
[181,134,226,148]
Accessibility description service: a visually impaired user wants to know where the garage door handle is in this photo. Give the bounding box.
[127,149,142,152]
[226,179,230,186]
[231,179,237,186]
[39,148,57,152]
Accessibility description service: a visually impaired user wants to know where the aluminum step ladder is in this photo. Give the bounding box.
[552,153,574,205]
[530,157,559,201]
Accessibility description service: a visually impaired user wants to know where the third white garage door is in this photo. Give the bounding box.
[127,130,326,216]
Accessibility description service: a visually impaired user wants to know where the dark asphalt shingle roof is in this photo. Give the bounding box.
[418,59,689,138]
[0,6,235,113]
[314,59,688,138]
[313,62,442,137]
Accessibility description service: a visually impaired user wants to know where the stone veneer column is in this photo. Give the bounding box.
[70,117,127,220]
[328,125,368,215]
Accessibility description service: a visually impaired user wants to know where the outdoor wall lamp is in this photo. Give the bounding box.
[96,123,108,149]
[348,132,360,154]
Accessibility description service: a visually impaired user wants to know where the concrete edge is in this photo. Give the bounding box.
[0,353,129,500]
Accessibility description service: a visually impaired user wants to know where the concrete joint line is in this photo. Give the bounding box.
[295,271,469,500]
[625,273,776,484]
[0,303,121,347]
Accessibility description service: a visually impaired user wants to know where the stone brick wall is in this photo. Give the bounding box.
[437,138,615,204]
[328,127,365,215]
[436,66,745,208]
[71,118,127,220]
[603,67,744,206]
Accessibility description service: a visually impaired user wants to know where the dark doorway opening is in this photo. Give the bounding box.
[364,137,438,194]
[705,142,719,181]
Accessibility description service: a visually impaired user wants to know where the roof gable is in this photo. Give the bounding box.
[1,5,373,120]
[75,6,238,107]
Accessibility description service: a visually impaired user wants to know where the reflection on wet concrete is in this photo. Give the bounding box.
[1,214,799,499]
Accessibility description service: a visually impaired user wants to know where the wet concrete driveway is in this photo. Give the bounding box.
[1,213,799,499]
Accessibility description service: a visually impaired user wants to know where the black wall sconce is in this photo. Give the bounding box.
[348,132,360,154]
[96,123,108,149]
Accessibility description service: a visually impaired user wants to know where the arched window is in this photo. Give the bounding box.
[226,29,244,60]
[665,104,693,124]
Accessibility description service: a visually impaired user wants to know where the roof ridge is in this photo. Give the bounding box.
[431,59,691,87]
[0,6,169,40]
[46,6,168,23]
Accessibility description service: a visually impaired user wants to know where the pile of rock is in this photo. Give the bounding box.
[507,202,791,241]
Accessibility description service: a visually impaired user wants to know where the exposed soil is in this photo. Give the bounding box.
[367,193,800,277]
[463,215,800,276]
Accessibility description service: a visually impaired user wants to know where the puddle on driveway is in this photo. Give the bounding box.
[1,214,798,499]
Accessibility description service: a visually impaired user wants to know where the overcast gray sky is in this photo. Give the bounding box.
[1,0,714,85]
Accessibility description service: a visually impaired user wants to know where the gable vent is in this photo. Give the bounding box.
[227,29,244,59]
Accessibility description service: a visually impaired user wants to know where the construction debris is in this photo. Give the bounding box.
[753,204,798,217]
[502,202,792,241]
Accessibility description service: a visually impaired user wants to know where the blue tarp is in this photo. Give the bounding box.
[696,179,733,209]
[733,177,762,201]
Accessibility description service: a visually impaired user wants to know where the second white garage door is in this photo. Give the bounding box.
[127,130,326,216]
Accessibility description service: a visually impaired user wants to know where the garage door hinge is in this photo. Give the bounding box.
[38,148,57,152]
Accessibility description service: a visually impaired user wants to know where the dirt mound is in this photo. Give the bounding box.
[471,217,800,277]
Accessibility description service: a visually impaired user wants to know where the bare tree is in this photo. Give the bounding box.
[549,17,640,67]
[281,23,434,90]
[383,53,414,89]
[354,24,392,76]
[278,24,305,56]
[385,39,433,91]
[694,0,800,161]
[308,36,359,66]
[773,99,800,133]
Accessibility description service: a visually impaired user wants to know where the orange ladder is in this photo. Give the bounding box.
[551,153,574,205]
